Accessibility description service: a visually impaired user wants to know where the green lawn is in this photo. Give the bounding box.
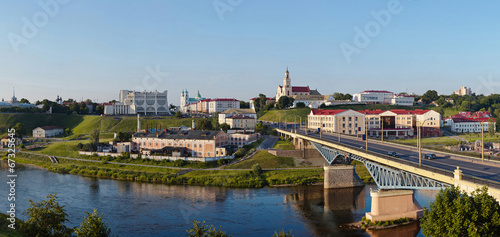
[273,140,295,150]
[258,108,311,123]
[225,150,295,169]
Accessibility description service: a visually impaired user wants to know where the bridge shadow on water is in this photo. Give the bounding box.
[284,186,421,237]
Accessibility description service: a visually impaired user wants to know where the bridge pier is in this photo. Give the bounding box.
[323,165,364,189]
[365,189,422,222]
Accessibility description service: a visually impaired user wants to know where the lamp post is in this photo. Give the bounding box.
[365,117,368,153]
[418,118,432,167]
[481,122,484,162]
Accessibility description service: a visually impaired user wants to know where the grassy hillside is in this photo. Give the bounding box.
[0,113,197,138]
[225,150,295,169]
[258,108,311,122]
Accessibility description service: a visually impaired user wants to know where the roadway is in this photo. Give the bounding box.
[289,129,500,183]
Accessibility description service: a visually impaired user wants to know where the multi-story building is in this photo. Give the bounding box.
[132,129,229,158]
[225,115,256,130]
[104,90,169,115]
[180,90,205,113]
[32,126,64,138]
[218,109,257,126]
[307,109,366,136]
[186,98,240,114]
[445,111,496,133]
[227,131,260,148]
[276,68,320,102]
[353,90,414,106]
[309,109,442,138]
[291,95,335,109]
[454,86,472,96]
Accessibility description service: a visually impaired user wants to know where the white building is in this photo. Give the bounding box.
[0,87,36,109]
[32,126,64,138]
[104,90,169,115]
[291,95,335,109]
[276,68,320,102]
[454,86,472,96]
[445,111,496,133]
[208,99,239,114]
[218,108,257,125]
[353,90,414,106]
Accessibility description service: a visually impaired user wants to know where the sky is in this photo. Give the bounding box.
[1,0,500,105]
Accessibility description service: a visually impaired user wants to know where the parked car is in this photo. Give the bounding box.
[424,153,436,159]
[388,151,399,158]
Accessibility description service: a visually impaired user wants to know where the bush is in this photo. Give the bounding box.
[235,148,247,158]
[252,164,262,176]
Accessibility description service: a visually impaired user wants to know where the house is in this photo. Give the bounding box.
[218,108,257,126]
[227,131,260,148]
[225,115,256,130]
[32,126,64,138]
[307,109,366,136]
[1,135,22,148]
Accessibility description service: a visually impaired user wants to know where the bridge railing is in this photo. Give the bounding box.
[280,129,500,190]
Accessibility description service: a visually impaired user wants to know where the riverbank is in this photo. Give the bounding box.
[3,152,324,188]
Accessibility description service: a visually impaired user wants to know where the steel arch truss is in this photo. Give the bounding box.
[311,142,449,190]
[311,142,345,165]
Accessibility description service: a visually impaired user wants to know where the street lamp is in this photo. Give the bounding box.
[481,122,484,162]
[417,118,432,167]
[365,117,368,153]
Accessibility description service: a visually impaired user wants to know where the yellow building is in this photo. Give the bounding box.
[308,109,366,135]
[225,115,256,130]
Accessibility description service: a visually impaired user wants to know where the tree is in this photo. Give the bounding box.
[12,123,26,137]
[421,90,439,104]
[295,102,306,108]
[421,186,500,237]
[252,163,262,176]
[20,98,30,104]
[219,123,230,132]
[96,105,104,114]
[114,132,132,142]
[75,209,114,237]
[21,194,72,237]
[90,129,100,146]
[187,220,231,237]
[489,117,496,136]
[239,101,250,109]
[196,119,213,130]
[277,96,294,109]
[174,111,183,118]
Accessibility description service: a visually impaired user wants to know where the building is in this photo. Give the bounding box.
[291,94,335,109]
[454,86,472,96]
[1,135,22,148]
[32,126,64,138]
[132,129,229,158]
[104,90,169,115]
[249,97,275,110]
[308,109,442,138]
[353,90,414,106]
[180,90,206,113]
[218,108,257,126]
[227,131,260,148]
[0,87,36,109]
[445,111,496,133]
[186,98,240,114]
[308,109,366,136]
[276,68,320,102]
[225,115,256,130]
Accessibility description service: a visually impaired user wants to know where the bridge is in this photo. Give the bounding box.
[277,128,500,222]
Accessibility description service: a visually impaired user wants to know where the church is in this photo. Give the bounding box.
[180,89,205,113]
[276,68,321,102]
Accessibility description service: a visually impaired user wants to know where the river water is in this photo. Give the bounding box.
[0,163,439,236]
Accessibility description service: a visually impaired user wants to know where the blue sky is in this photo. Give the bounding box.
[1,0,500,105]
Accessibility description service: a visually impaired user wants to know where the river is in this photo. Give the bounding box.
[0,162,439,236]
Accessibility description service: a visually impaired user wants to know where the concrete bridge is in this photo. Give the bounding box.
[277,128,500,222]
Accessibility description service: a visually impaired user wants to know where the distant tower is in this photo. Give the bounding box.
[137,114,141,133]
[180,89,190,112]
[283,67,292,97]
[195,90,201,100]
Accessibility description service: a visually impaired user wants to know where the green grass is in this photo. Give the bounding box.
[258,108,311,122]
[0,213,23,237]
[264,169,323,185]
[225,150,295,169]
[273,140,295,150]
[351,161,373,183]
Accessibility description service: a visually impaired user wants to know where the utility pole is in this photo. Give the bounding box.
[418,124,421,167]
[365,118,368,153]
[482,122,484,162]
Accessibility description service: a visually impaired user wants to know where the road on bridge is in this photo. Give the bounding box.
[290,128,500,183]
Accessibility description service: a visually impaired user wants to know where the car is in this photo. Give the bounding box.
[388,151,399,158]
[424,153,436,159]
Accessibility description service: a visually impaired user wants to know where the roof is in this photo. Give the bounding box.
[210,98,238,102]
[393,94,414,98]
[37,126,64,131]
[389,109,429,115]
[227,115,254,120]
[292,86,310,93]
[310,109,347,115]
[309,89,321,95]
[134,130,225,140]
[446,111,496,123]
[221,108,256,114]
[357,109,385,115]
[360,90,393,94]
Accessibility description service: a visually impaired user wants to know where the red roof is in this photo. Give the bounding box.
[210,98,238,102]
[389,109,429,115]
[310,109,347,115]
[446,111,495,123]
[292,86,310,93]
